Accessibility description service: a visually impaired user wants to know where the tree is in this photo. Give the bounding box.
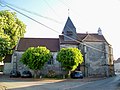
[0,38,11,61]
[20,46,52,78]
[0,10,26,61]
[56,48,83,77]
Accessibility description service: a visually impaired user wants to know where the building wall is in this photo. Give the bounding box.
[60,44,78,49]
[11,51,62,76]
[4,42,112,77]
[3,63,13,74]
[11,44,78,76]
[114,63,120,74]
[82,42,109,77]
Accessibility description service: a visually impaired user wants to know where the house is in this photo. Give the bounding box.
[114,58,120,74]
[3,17,114,77]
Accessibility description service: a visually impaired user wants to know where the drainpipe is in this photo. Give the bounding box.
[83,44,88,77]
[13,52,17,71]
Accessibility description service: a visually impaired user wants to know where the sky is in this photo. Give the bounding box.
[0,0,120,60]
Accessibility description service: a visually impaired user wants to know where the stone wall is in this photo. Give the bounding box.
[60,44,78,49]
[3,63,13,74]
[84,42,109,77]
[4,42,111,77]
[12,52,62,76]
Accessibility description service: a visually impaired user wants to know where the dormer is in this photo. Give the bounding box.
[62,17,77,41]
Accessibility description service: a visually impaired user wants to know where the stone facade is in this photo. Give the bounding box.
[81,42,109,77]
[10,51,62,76]
[114,58,120,74]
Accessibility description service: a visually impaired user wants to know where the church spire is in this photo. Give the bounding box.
[62,16,77,41]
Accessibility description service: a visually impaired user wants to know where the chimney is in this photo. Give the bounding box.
[98,27,102,35]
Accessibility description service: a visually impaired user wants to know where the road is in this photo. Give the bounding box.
[0,74,120,90]
[69,75,120,90]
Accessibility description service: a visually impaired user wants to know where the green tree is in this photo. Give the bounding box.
[20,46,52,78]
[0,38,11,61]
[56,48,83,78]
[0,10,26,61]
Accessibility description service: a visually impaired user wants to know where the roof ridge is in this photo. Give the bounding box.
[21,37,59,39]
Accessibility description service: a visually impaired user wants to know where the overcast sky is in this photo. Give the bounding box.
[0,0,120,60]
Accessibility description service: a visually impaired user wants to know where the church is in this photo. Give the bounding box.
[4,17,114,77]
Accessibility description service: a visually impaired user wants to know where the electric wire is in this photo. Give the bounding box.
[1,0,62,24]
[43,0,60,19]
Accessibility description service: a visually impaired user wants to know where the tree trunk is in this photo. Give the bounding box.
[34,70,37,78]
[34,70,39,78]
[68,70,71,78]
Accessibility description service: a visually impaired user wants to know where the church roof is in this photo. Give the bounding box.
[62,17,76,34]
[16,38,60,52]
[17,33,108,52]
[59,33,108,44]
[78,33,108,42]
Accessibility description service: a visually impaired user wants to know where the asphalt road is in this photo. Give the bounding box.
[69,75,120,90]
[0,74,120,90]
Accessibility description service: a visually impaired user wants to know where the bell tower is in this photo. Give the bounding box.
[62,17,77,41]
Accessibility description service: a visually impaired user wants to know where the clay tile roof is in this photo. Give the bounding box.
[77,33,108,43]
[16,38,60,52]
[59,33,108,44]
[77,33,88,41]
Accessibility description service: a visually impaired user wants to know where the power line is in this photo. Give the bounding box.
[0,1,80,42]
[1,0,82,41]
[0,1,109,54]
[43,0,60,18]
[1,0,62,24]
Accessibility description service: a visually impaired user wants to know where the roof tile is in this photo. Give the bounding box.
[17,38,60,52]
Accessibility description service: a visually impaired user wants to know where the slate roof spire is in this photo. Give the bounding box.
[62,17,76,33]
[62,17,77,41]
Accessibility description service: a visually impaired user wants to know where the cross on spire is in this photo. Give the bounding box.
[68,9,70,16]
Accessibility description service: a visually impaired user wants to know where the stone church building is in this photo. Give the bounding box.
[4,17,114,77]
